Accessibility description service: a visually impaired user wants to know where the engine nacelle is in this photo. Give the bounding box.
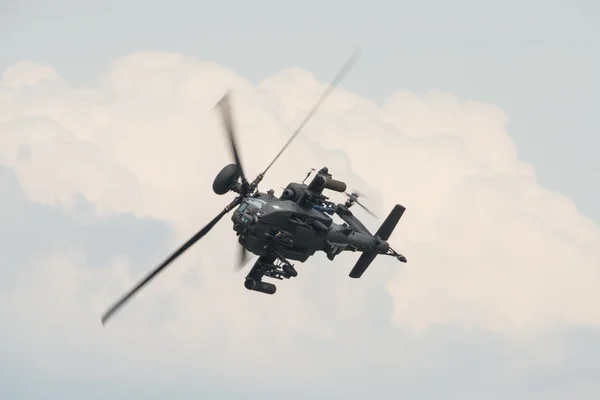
[307,174,327,192]
[324,178,347,193]
[306,168,347,194]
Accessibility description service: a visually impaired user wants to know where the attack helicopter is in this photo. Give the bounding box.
[100,50,408,325]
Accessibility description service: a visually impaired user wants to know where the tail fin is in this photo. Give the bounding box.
[348,204,405,278]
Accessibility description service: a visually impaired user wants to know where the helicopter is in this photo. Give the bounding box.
[100,50,408,325]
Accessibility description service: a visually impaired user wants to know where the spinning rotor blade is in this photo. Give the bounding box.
[236,242,249,272]
[259,48,361,178]
[101,198,241,325]
[346,191,378,218]
[355,200,378,219]
[215,92,249,192]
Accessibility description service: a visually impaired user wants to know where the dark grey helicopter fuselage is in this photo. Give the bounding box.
[231,182,389,263]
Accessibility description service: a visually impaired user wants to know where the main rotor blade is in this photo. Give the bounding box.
[101,200,239,325]
[215,92,249,192]
[236,243,249,272]
[259,48,361,178]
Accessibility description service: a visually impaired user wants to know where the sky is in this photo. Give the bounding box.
[1,1,600,399]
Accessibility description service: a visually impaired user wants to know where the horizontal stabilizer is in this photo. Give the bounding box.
[348,251,377,279]
[348,204,405,279]
[375,204,405,240]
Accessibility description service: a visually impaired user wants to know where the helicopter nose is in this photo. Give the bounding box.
[233,212,255,234]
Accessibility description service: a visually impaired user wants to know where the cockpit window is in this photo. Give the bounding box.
[238,203,248,212]
[246,199,264,209]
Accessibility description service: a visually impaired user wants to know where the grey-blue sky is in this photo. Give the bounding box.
[0,166,172,279]
[0,166,173,398]
[3,2,600,399]
[2,0,599,221]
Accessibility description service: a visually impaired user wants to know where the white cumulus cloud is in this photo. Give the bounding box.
[1,51,600,398]
[2,51,599,331]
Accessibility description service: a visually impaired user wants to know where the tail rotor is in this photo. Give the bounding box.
[344,190,378,219]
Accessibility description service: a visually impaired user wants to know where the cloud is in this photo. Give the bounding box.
[2,51,600,398]
[0,60,62,89]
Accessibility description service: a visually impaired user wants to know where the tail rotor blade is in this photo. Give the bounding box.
[345,190,378,218]
[356,200,378,219]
